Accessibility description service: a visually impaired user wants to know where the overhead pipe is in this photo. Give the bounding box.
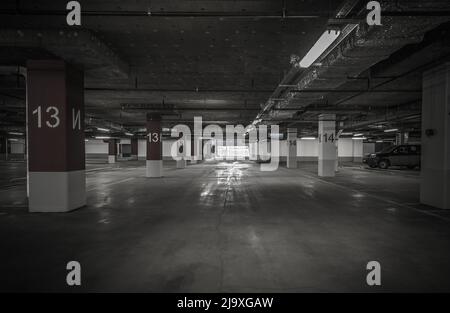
[2,8,448,18]
[0,9,323,19]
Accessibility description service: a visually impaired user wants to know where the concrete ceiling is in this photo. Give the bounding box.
[0,0,450,141]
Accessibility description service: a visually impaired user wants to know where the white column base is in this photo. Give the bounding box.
[108,155,116,164]
[146,160,163,178]
[29,170,86,212]
[318,159,336,177]
[176,159,186,169]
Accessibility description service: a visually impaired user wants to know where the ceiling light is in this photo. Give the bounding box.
[8,132,23,136]
[125,132,134,136]
[299,30,341,68]
[340,132,353,136]
[376,140,383,143]
[352,137,366,140]
[95,136,111,140]
[97,127,110,132]
[384,128,399,133]
[354,133,364,137]
[8,138,19,142]
[300,137,316,140]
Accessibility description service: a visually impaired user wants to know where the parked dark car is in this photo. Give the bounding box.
[363,145,421,169]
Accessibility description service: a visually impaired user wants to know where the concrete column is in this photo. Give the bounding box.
[176,140,186,168]
[420,64,450,209]
[146,114,163,177]
[108,139,117,164]
[352,139,363,162]
[190,136,197,164]
[190,130,203,164]
[131,138,138,160]
[27,60,86,212]
[403,132,409,144]
[335,140,339,172]
[286,128,297,169]
[318,114,336,177]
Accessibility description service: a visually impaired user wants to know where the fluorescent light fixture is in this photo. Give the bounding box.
[270,133,283,139]
[95,136,111,140]
[300,137,316,140]
[85,139,89,142]
[376,140,383,143]
[340,132,353,136]
[8,138,19,142]
[8,131,23,136]
[352,137,366,140]
[384,128,399,133]
[125,132,134,136]
[299,30,341,68]
[162,128,171,132]
[354,133,364,137]
[97,127,110,132]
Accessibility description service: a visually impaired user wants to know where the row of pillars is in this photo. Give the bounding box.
[105,114,201,175]
[286,114,338,177]
[23,60,450,212]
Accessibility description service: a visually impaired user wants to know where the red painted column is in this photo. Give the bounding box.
[131,138,138,160]
[146,113,162,177]
[108,139,117,164]
[27,60,85,212]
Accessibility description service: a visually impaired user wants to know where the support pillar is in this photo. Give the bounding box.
[108,139,117,164]
[190,128,202,164]
[27,60,85,212]
[352,139,363,163]
[420,64,450,209]
[286,128,297,169]
[190,136,197,164]
[131,138,138,160]
[318,114,336,177]
[176,140,186,168]
[146,114,163,177]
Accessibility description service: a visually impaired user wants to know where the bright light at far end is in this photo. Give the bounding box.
[97,127,110,132]
[125,132,134,136]
[300,137,316,140]
[299,30,341,68]
[384,128,399,133]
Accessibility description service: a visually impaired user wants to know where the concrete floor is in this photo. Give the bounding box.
[0,160,450,292]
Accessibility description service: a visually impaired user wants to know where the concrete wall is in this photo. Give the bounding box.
[85,139,108,154]
[84,137,366,162]
[85,139,178,159]
[277,138,364,162]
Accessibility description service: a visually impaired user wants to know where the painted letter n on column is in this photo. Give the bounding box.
[27,60,86,212]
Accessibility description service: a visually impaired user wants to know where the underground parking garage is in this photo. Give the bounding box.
[0,0,450,299]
